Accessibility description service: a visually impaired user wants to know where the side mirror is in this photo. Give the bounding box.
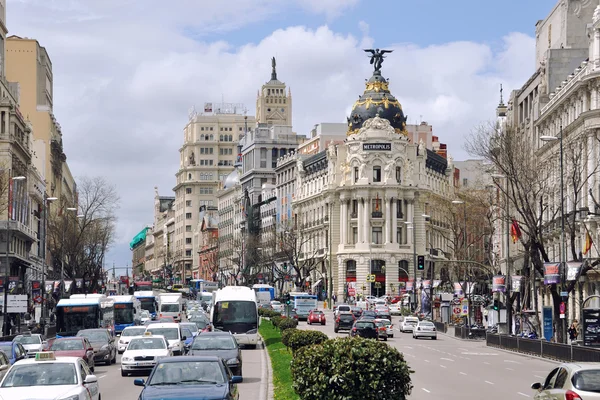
[133,378,145,387]
[42,341,48,347]
[531,382,542,390]
[231,376,243,384]
[181,336,187,341]
[84,375,98,384]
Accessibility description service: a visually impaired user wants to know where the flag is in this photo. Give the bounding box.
[510,219,522,243]
[584,231,593,255]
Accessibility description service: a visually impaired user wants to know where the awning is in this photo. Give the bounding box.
[312,279,322,289]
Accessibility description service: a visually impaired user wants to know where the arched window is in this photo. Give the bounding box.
[398,260,409,283]
[220,134,223,141]
[228,134,233,141]
[345,260,356,281]
[209,134,214,140]
[188,173,192,180]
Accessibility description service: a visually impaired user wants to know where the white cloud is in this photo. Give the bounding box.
[5,1,535,265]
[298,0,360,19]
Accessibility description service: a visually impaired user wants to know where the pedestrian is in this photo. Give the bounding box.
[568,321,578,344]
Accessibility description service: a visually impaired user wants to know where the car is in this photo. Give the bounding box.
[0,351,10,383]
[307,310,326,325]
[121,333,172,376]
[0,352,100,399]
[374,304,389,314]
[350,320,379,340]
[12,334,47,357]
[531,362,600,399]
[350,306,363,319]
[188,332,243,376]
[376,310,392,321]
[413,320,437,340]
[390,296,403,304]
[140,310,152,324]
[373,319,390,341]
[270,300,284,313]
[157,316,176,323]
[77,328,117,365]
[145,323,187,355]
[400,316,419,333]
[389,304,402,315]
[375,318,394,338]
[133,356,242,400]
[334,304,351,317]
[179,322,200,338]
[360,310,377,320]
[334,312,356,333]
[181,327,195,354]
[189,316,213,333]
[49,337,96,372]
[0,342,26,365]
[118,326,148,353]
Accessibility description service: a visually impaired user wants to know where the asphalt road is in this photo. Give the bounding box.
[95,343,267,399]
[303,310,559,399]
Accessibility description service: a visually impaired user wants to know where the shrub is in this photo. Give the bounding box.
[287,330,328,355]
[291,337,413,400]
[258,308,280,318]
[278,317,298,332]
[281,327,298,348]
[271,315,283,328]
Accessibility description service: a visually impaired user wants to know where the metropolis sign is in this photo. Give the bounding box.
[363,143,391,151]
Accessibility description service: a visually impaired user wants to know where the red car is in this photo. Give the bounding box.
[307,309,326,325]
[48,337,95,371]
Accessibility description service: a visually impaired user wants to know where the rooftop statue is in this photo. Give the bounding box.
[364,48,393,72]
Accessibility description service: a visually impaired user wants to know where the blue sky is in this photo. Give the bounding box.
[6,0,562,270]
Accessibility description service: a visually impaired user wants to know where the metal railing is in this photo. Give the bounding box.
[486,334,600,362]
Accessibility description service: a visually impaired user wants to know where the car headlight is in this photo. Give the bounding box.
[122,356,133,362]
[58,395,79,400]
[226,358,239,365]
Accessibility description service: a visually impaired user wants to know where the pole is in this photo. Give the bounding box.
[559,125,567,343]
[41,195,46,328]
[462,203,471,336]
[3,203,9,336]
[412,217,416,312]
[505,187,512,335]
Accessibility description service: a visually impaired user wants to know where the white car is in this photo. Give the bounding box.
[0,352,100,400]
[117,326,147,354]
[413,321,437,340]
[13,334,47,357]
[140,310,151,324]
[145,323,186,355]
[120,334,171,376]
[270,300,284,313]
[400,316,419,333]
[389,304,402,315]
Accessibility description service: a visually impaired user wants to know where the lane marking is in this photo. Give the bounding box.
[422,388,431,393]
[98,375,106,379]
[424,359,430,363]
[506,367,514,371]
[485,381,494,385]
[439,365,447,369]
[462,352,498,356]
[484,362,491,365]
[504,360,521,364]
[534,375,544,379]
[458,348,468,351]
[441,358,454,362]
[459,372,467,376]
[404,346,413,349]
[517,392,530,398]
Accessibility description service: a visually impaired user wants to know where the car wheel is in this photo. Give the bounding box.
[322,322,325,326]
[111,351,117,364]
[246,344,257,349]
[121,369,127,377]
[383,337,387,341]
[432,336,437,340]
[334,328,338,333]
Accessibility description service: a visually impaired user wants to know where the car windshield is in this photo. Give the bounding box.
[192,336,237,350]
[340,314,354,321]
[121,328,147,337]
[190,319,209,329]
[181,328,193,338]
[128,338,166,350]
[1,362,77,387]
[271,301,281,305]
[14,335,41,345]
[573,370,600,392]
[355,321,374,328]
[51,340,84,351]
[77,330,108,342]
[181,324,197,332]
[147,328,179,340]
[150,360,226,385]
[0,345,11,355]
[312,310,323,315]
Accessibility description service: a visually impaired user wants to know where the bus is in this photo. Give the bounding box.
[190,279,219,294]
[134,291,158,320]
[210,286,259,348]
[108,295,142,334]
[133,281,153,291]
[290,292,318,320]
[56,295,115,337]
[252,284,275,306]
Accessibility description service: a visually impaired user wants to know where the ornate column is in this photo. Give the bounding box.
[392,198,398,244]
[357,198,364,243]
[340,199,347,245]
[364,196,370,243]
[584,90,589,112]
[385,196,391,244]
[592,85,599,110]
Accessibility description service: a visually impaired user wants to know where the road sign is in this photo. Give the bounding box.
[561,291,568,297]
[460,299,469,316]
[453,306,461,315]
[560,302,566,314]
[366,274,376,283]
[6,295,27,313]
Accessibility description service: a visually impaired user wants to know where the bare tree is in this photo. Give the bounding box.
[276,225,323,291]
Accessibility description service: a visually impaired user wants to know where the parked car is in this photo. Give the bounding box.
[0,350,10,382]
[350,320,379,340]
[48,337,95,372]
[188,332,243,376]
[307,310,326,325]
[77,328,117,365]
[531,362,600,399]
[334,312,355,333]
[413,320,437,340]
[0,342,26,365]
[400,316,419,333]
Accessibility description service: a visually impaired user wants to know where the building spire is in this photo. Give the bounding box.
[499,83,504,105]
[271,56,277,80]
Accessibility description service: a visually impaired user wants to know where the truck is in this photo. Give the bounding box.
[158,292,183,322]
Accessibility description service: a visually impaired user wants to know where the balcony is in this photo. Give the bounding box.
[371,211,383,218]
[0,220,36,243]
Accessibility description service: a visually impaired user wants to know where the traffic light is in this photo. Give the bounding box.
[493,299,499,311]
[417,255,425,270]
[284,293,291,305]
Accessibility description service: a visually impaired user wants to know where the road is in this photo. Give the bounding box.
[303,310,559,399]
[96,344,267,399]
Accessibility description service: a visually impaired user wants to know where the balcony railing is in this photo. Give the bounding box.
[372,211,383,218]
[351,212,357,218]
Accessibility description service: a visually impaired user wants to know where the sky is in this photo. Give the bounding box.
[6,0,558,272]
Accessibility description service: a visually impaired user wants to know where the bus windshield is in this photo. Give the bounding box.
[139,297,156,313]
[212,301,257,334]
[114,303,134,324]
[57,305,100,336]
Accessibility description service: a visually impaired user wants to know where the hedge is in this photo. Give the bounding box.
[281,328,298,348]
[258,308,281,318]
[287,330,328,356]
[278,317,298,332]
[291,337,413,400]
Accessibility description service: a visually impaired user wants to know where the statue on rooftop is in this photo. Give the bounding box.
[364,49,393,72]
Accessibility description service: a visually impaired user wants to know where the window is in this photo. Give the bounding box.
[397,201,403,218]
[186,225,192,232]
[260,148,267,168]
[352,227,358,244]
[351,200,358,217]
[397,228,402,244]
[354,167,359,183]
[373,166,381,182]
[186,213,192,219]
[186,200,191,207]
[186,238,192,244]
[396,167,401,183]
[463,178,468,187]
[186,188,192,194]
[185,250,192,257]
[200,187,213,195]
[372,198,382,217]
[346,260,356,279]
[372,227,382,244]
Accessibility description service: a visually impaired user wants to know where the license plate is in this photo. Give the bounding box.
[136,362,153,366]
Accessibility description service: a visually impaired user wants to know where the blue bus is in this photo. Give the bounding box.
[289,292,318,320]
[108,295,142,334]
[133,290,158,320]
[190,279,219,293]
[56,295,115,337]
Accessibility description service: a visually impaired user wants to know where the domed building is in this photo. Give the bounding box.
[290,52,456,304]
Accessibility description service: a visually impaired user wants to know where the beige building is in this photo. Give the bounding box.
[147,188,174,281]
[297,123,346,156]
[173,109,255,282]
[216,167,244,285]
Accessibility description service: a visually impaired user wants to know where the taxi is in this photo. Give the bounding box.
[0,351,100,400]
[121,332,171,377]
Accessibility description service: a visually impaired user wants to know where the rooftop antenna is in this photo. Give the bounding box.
[500,83,504,104]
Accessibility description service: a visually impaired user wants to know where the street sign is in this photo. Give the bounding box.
[460,299,469,316]
[366,274,376,283]
[6,295,27,313]
[560,302,566,314]
[453,306,461,315]
[561,291,568,297]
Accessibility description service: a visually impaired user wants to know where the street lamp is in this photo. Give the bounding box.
[452,199,470,329]
[405,221,416,311]
[3,175,26,336]
[541,128,567,343]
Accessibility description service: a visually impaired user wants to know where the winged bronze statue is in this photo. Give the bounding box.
[364,49,393,72]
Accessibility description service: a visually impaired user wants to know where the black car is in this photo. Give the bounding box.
[334,312,355,333]
[76,328,117,365]
[187,332,243,376]
[376,311,392,321]
[361,310,377,319]
[350,319,379,340]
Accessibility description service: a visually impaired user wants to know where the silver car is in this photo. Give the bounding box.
[413,321,437,340]
[532,363,600,399]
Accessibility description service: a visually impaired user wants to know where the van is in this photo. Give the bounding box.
[400,316,419,333]
[145,323,186,355]
[334,304,351,317]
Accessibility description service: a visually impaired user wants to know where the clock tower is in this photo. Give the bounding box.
[256,57,292,126]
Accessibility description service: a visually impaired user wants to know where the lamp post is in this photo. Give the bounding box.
[405,221,416,312]
[41,196,58,326]
[3,175,26,336]
[541,127,567,343]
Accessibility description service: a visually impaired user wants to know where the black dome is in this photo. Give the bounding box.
[347,70,407,136]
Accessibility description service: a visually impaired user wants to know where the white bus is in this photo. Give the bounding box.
[210,286,259,348]
[289,292,318,320]
[56,295,115,337]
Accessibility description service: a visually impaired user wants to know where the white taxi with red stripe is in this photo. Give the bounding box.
[0,352,101,400]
